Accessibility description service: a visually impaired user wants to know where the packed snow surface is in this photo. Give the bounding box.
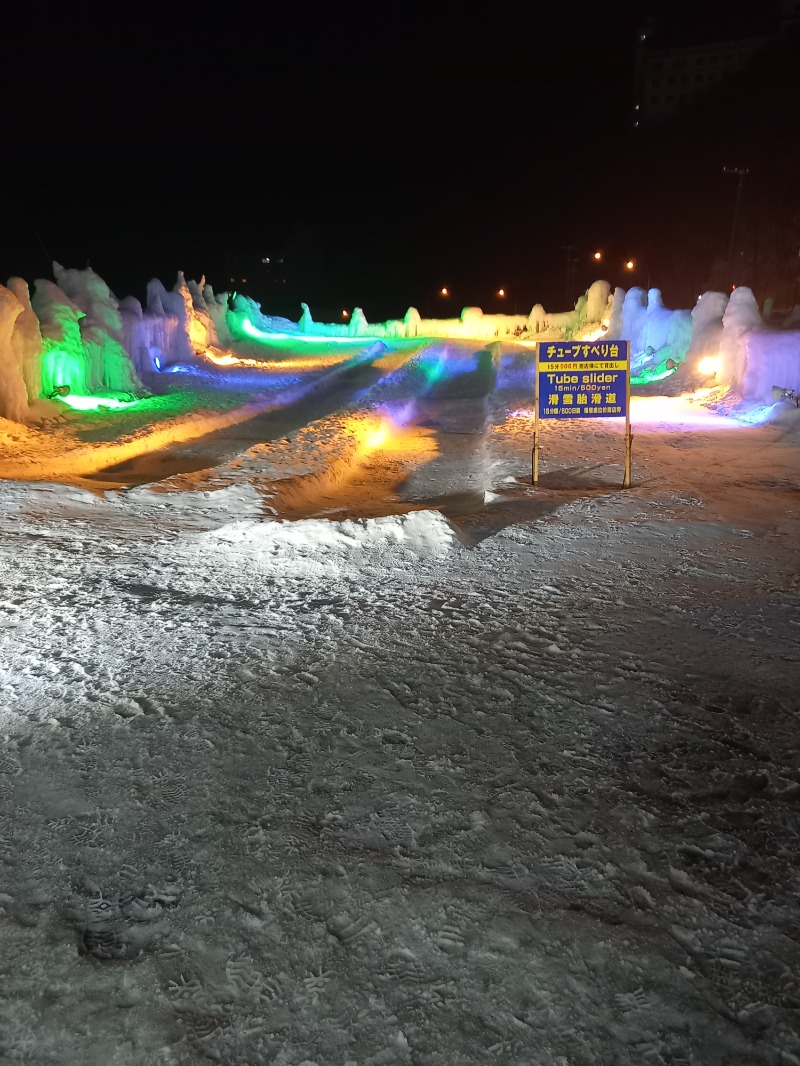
[203,511,459,561]
[0,337,798,1066]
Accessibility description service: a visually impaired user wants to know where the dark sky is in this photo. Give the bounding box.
[1,2,796,319]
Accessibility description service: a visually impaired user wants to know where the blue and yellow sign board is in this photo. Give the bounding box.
[537,340,629,418]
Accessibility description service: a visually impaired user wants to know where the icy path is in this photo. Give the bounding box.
[138,341,520,523]
[0,383,798,1065]
[78,341,425,490]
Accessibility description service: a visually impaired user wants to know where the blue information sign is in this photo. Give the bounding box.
[537,340,629,419]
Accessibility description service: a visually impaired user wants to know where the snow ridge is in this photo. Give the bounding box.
[202,510,460,562]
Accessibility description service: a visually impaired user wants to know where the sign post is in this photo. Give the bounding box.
[532,345,540,484]
[532,339,631,486]
[624,354,632,488]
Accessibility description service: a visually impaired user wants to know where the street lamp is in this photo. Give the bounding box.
[497,288,506,297]
[593,251,603,261]
[342,309,349,318]
[440,286,449,296]
[624,256,651,287]
[724,166,749,287]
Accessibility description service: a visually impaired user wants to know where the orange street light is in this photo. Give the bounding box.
[498,288,506,297]
[593,251,602,261]
[342,309,349,318]
[440,287,449,296]
[625,259,636,271]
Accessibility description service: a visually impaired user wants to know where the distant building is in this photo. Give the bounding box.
[222,228,325,317]
[633,1,799,126]
[223,247,287,294]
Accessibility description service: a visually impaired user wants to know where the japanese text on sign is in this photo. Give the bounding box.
[538,340,629,419]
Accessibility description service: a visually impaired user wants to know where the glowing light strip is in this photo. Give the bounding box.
[630,366,679,385]
[200,348,345,371]
[58,394,141,412]
[241,318,377,345]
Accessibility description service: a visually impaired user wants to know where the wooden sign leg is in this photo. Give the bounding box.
[623,343,632,488]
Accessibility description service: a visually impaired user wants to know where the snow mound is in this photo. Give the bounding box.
[204,509,459,560]
[0,480,264,530]
[123,482,263,517]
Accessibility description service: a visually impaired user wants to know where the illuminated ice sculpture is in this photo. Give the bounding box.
[0,284,30,422]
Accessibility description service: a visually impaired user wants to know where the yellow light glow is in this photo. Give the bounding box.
[625,259,635,270]
[365,423,390,449]
[344,414,439,461]
[498,288,506,297]
[698,355,721,376]
[342,309,349,318]
[346,416,395,455]
[593,251,602,261]
[188,318,208,346]
[440,287,449,296]
[201,348,346,371]
[205,351,239,366]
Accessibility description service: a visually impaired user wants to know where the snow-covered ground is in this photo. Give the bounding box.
[1,342,798,1065]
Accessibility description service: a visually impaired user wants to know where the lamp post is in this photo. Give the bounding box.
[624,257,651,288]
[724,166,748,289]
[563,245,580,306]
[565,248,609,305]
[496,286,517,315]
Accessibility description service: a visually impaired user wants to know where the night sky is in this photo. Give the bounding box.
[1,1,797,320]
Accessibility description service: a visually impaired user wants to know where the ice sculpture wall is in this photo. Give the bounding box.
[308,281,613,343]
[720,287,763,390]
[0,285,30,422]
[31,279,96,396]
[0,262,177,422]
[53,263,141,393]
[742,328,800,401]
[7,278,43,404]
[295,284,612,343]
[688,292,729,364]
[606,287,692,378]
[1,259,797,425]
[705,286,800,402]
[119,295,183,379]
